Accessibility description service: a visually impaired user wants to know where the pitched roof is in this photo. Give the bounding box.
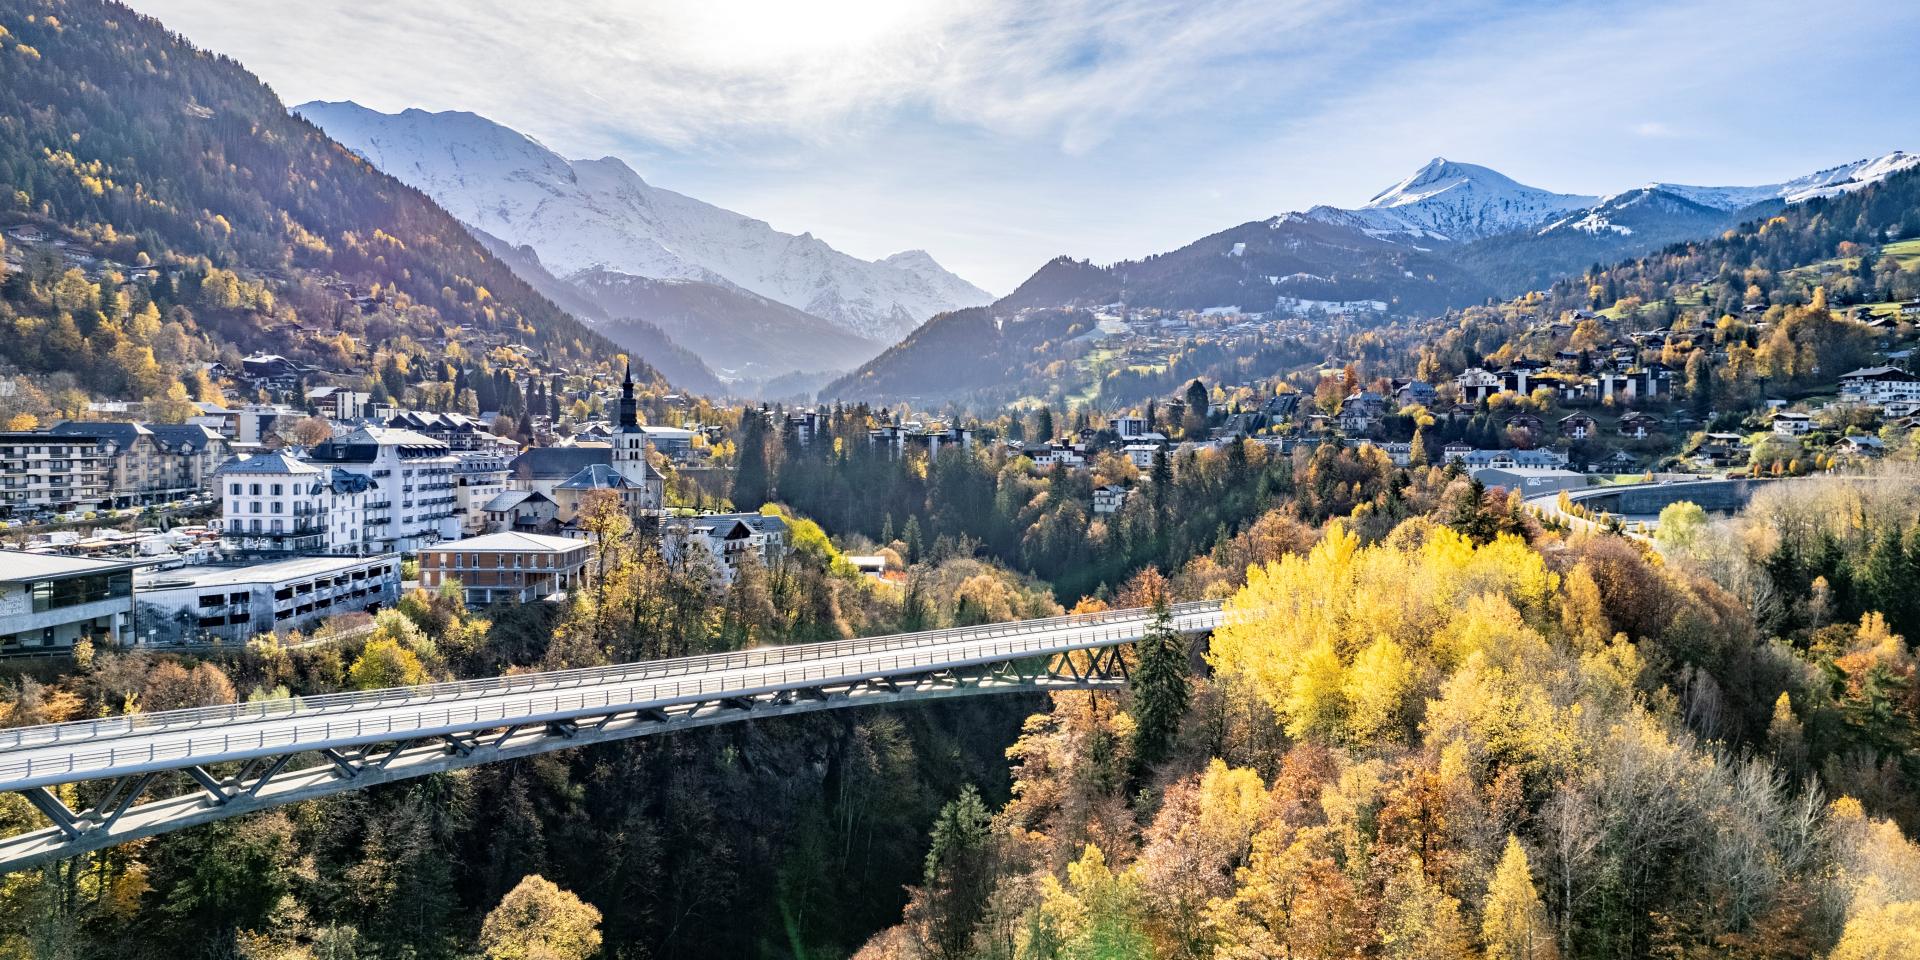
[215,451,324,475]
[508,447,611,479]
[555,463,637,490]
[146,423,224,451]
[47,420,150,447]
[482,490,553,512]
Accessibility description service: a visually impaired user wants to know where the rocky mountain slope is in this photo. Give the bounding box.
[295,101,991,365]
[834,152,1916,404]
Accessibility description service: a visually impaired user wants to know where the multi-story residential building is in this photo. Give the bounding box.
[0,431,112,518]
[481,490,558,533]
[1839,366,1920,405]
[41,421,230,508]
[133,553,400,646]
[214,452,330,555]
[453,449,512,535]
[307,426,461,553]
[386,411,506,452]
[416,531,593,607]
[662,512,790,584]
[0,551,138,653]
[215,403,303,445]
[306,386,371,421]
[148,423,232,496]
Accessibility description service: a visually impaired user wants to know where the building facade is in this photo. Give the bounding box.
[0,552,138,653]
[0,431,112,518]
[134,554,400,646]
[416,532,593,607]
[307,427,461,553]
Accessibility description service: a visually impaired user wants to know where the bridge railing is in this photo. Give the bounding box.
[0,600,1223,754]
[0,612,1222,789]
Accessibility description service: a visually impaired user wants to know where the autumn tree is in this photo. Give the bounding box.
[478,874,602,960]
[1482,835,1557,960]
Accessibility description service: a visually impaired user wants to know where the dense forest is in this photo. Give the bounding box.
[5,465,1918,959]
[850,473,1920,960]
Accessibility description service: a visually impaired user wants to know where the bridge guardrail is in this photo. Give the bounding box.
[0,607,1226,789]
[0,600,1224,754]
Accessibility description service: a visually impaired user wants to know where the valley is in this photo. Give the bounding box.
[0,1,1918,959]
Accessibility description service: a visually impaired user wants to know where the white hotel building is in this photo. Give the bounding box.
[215,427,460,557]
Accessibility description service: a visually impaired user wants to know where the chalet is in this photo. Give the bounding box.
[1696,433,1750,467]
[1559,413,1598,440]
[1454,368,1504,404]
[1838,366,1920,405]
[1771,411,1814,436]
[662,512,791,584]
[1394,381,1438,408]
[1504,413,1545,435]
[1617,412,1661,439]
[1336,392,1387,433]
[1441,441,1474,463]
[1092,485,1131,515]
[1900,300,1920,319]
[1831,435,1886,459]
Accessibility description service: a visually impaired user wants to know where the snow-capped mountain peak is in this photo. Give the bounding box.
[294,100,991,341]
[1302,158,1598,242]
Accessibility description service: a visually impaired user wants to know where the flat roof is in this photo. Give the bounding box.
[0,551,143,582]
[424,532,588,553]
[139,554,398,590]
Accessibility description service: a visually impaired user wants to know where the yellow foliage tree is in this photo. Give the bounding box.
[1482,835,1558,960]
[478,874,603,960]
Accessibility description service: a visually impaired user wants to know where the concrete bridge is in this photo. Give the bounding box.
[0,601,1223,872]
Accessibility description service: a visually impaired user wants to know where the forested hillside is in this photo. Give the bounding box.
[854,474,1920,960]
[0,0,662,405]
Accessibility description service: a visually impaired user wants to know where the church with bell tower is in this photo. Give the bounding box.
[611,363,665,517]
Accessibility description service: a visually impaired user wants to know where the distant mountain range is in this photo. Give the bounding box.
[296,101,993,391]
[832,152,1916,402]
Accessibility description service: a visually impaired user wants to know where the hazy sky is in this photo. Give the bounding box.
[133,0,1920,294]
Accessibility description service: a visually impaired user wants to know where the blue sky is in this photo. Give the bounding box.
[133,0,1920,294]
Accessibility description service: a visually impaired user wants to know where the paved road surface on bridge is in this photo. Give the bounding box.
[0,599,1225,871]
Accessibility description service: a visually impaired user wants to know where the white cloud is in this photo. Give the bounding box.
[124,0,1920,293]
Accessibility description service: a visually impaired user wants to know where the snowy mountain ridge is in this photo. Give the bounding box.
[294,101,992,342]
[1297,152,1916,244]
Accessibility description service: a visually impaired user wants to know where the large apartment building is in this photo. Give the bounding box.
[214,453,331,555]
[416,531,593,607]
[306,426,461,553]
[0,431,112,518]
[46,421,230,507]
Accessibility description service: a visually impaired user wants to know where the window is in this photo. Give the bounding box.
[271,483,283,495]
[250,484,261,495]
[230,483,241,495]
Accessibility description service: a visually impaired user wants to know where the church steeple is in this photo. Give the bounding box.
[618,361,639,431]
